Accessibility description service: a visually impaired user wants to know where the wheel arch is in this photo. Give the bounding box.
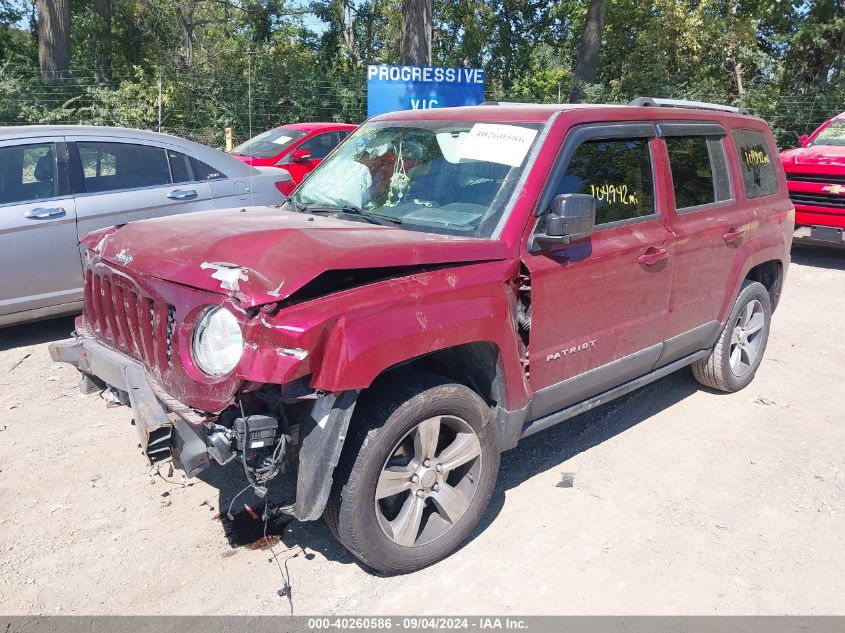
[744,258,785,311]
[365,341,509,413]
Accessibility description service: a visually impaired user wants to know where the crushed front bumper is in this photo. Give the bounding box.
[49,334,211,475]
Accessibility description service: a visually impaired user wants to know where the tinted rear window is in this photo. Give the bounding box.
[78,142,170,193]
[732,129,778,199]
[666,136,732,210]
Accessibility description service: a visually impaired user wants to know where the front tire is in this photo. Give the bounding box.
[324,374,500,574]
[692,280,772,392]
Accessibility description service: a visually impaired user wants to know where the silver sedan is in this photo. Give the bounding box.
[0,125,292,326]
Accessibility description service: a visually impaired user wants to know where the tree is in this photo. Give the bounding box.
[93,0,112,83]
[401,0,430,65]
[36,0,72,84]
[569,0,606,102]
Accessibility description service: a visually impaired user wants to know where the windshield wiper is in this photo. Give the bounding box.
[282,197,307,213]
[306,205,402,227]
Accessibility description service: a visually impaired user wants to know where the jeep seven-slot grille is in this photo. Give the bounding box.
[84,268,176,378]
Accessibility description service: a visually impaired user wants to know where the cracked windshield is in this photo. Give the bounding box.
[291,120,542,237]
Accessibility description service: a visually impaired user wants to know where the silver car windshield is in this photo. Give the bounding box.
[292,120,542,238]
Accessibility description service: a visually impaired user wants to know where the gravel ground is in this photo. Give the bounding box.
[0,247,843,615]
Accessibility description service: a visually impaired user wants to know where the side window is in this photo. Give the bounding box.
[189,156,225,180]
[665,136,732,210]
[299,132,341,160]
[0,143,57,205]
[732,129,778,199]
[167,150,193,183]
[77,142,170,193]
[554,138,655,225]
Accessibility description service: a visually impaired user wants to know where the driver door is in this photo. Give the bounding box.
[0,138,81,320]
[523,122,675,419]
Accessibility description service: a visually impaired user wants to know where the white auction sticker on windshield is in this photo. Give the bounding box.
[272,135,293,145]
[458,123,538,167]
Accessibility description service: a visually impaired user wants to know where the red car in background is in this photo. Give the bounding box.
[230,122,358,195]
[781,112,845,248]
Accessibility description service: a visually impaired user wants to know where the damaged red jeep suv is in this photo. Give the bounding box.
[51,98,793,573]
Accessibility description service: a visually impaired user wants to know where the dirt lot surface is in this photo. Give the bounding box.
[1,247,843,616]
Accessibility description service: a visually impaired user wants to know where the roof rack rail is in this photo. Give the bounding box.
[629,96,749,115]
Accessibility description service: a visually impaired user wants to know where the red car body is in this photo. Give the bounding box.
[50,102,792,570]
[781,113,845,246]
[230,122,357,195]
[58,101,792,436]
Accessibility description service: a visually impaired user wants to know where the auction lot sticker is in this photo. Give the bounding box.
[459,123,539,167]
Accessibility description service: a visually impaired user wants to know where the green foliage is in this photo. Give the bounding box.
[0,0,840,149]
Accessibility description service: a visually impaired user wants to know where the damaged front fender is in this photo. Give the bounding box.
[293,390,358,521]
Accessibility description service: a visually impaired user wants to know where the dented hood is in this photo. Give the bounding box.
[89,207,507,307]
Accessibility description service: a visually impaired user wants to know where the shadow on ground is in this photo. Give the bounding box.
[791,244,845,271]
[5,313,708,575]
[1,315,76,352]
[198,369,703,575]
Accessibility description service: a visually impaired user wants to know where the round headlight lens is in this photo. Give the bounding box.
[193,307,243,376]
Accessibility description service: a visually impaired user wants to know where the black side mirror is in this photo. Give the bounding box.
[530,193,596,251]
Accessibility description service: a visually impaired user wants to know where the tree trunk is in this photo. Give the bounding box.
[401,0,431,66]
[725,0,745,100]
[36,0,71,85]
[93,0,112,84]
[340,0,358,68]
[569,0,607,103]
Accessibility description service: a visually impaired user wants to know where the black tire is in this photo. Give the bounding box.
[324,373,500,574]
[692,280,772,392]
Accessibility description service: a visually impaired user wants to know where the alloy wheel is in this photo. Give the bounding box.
[729,299,765,377]
[374,415,483,547]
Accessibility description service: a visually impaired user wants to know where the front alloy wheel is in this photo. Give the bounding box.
[375,415,482,547]
[325,374,500,574]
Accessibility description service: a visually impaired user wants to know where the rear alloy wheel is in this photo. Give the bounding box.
[692,280,772,392]
[325,374,500,574]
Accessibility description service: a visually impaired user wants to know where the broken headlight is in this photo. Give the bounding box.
[193,307,243,376]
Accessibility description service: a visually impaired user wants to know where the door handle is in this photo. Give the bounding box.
[637,247,669,266]
[25,207,66,220]
[167,189,198,200]
[722,228,745,243]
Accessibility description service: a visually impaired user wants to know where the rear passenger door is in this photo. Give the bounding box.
[657,122,749,365]
[68,138,214,242]
[0,138,82,318]
[524,123,675,418]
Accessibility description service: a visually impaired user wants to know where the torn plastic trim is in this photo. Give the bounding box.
[292,390,358,521]
[200,261,249,291]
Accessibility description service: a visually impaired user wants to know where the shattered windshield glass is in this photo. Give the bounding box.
[291,120,542,237]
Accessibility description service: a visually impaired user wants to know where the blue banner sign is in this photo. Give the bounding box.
[366,65,486,118]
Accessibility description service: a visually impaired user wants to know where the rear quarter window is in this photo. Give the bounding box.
[732,129,779,199]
